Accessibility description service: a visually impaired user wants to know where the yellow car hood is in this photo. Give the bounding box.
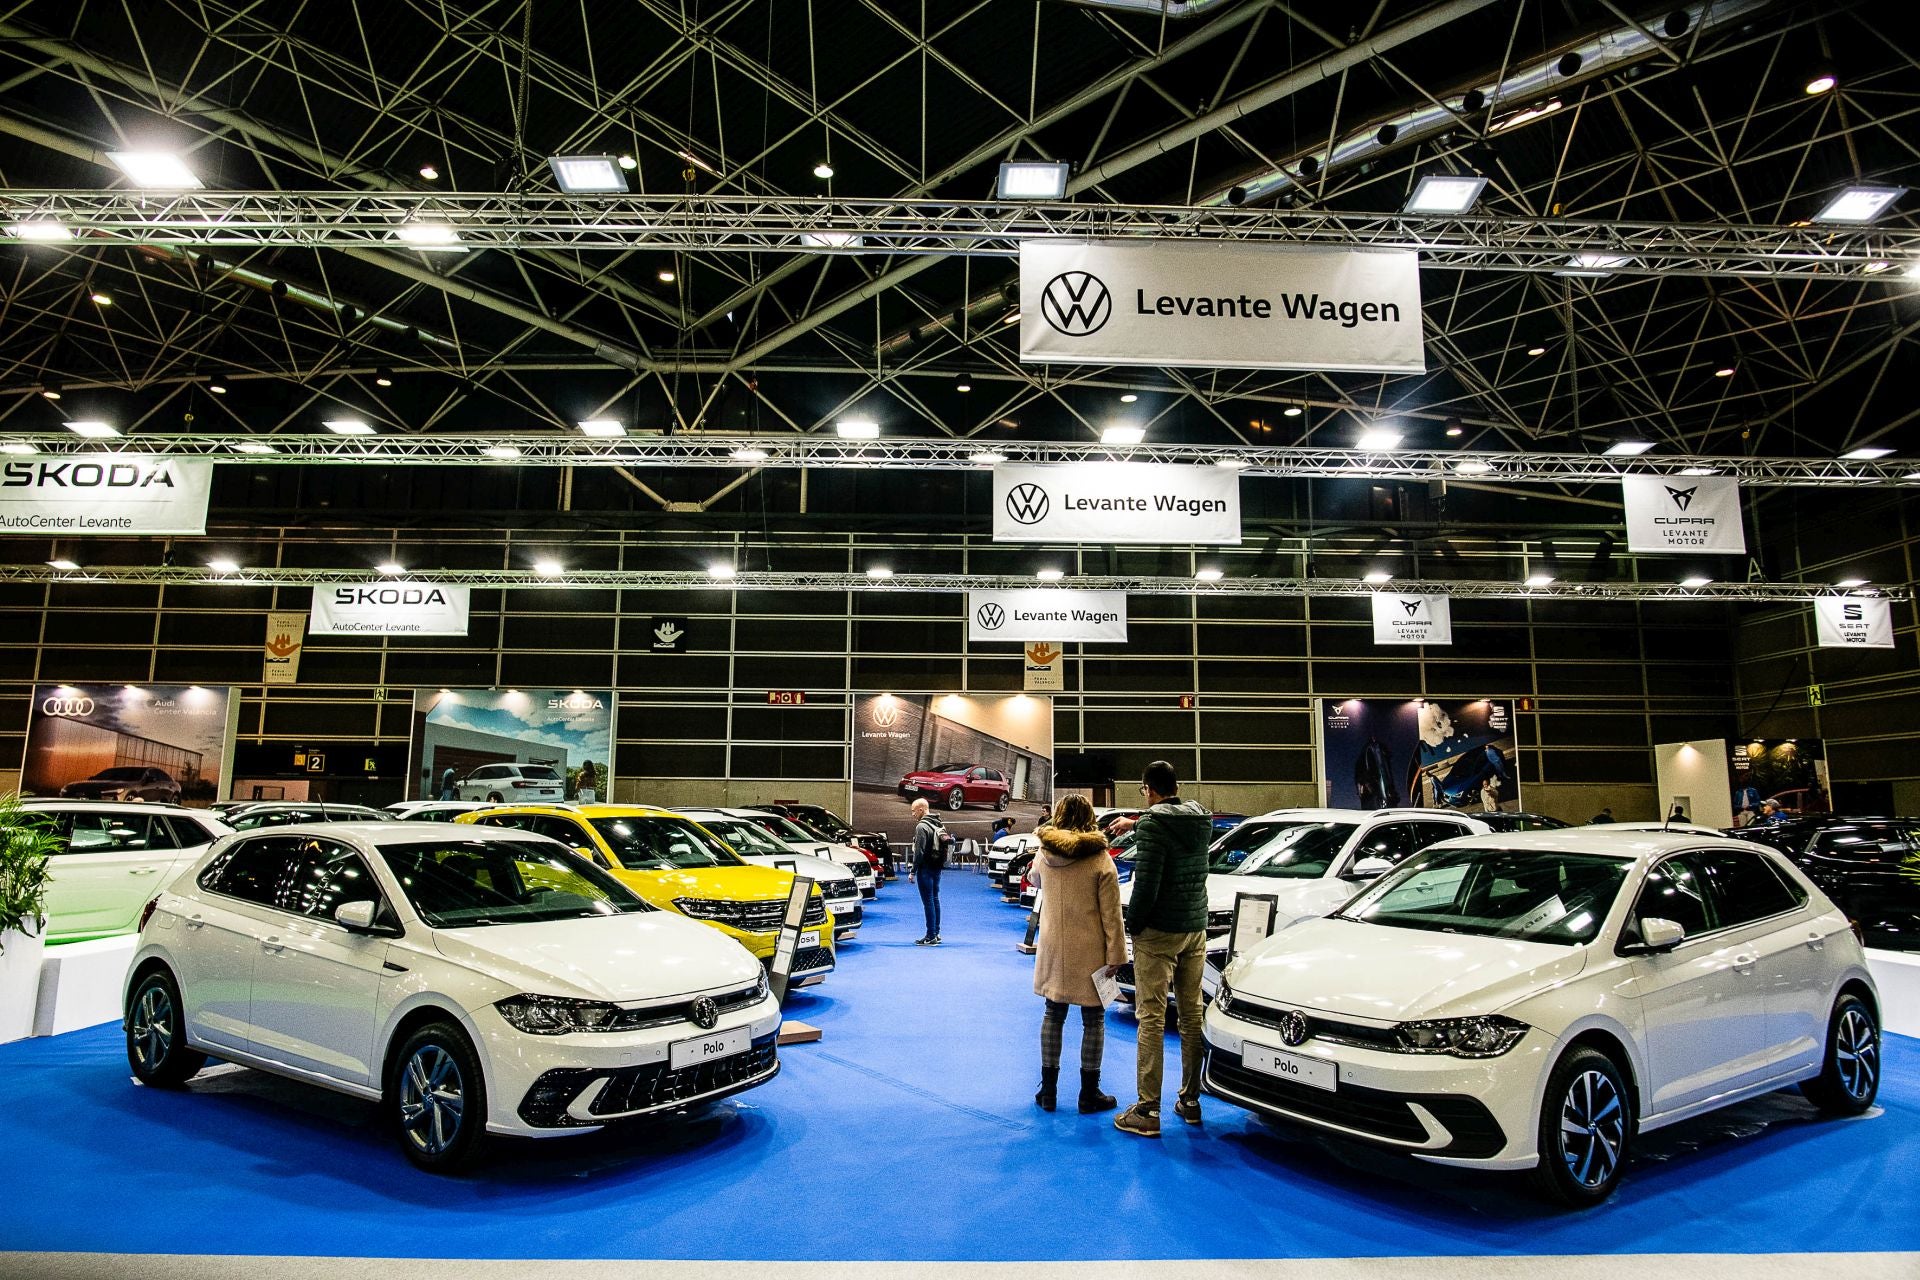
[615,862,796,901]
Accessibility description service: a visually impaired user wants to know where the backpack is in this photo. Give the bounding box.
[920,819,950,869]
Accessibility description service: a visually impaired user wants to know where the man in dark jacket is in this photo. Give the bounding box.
[907,798,949,945]
[1109,759,1214,1137]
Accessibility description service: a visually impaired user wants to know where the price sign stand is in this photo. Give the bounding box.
[1226,892,1279,965]
[768,873,824,1045]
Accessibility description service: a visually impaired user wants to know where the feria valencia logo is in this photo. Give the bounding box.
[41,696,96,717]
[1040,271,1112,337]
[976,603,1007,630]
[871,702,900,728]
[1004,483,1050,525]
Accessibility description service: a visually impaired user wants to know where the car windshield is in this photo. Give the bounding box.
[589,816,743,870]
[930,763,971,773]
[92,768,151,781]
[753,813,828,845]
[699,818,791,857]
[1211,821,1357,878]
[516,766,561,780]
[1337,846,1632,946]
[796,807,853,838]
[381,838,649,928]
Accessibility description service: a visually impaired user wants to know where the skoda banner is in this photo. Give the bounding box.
[0,455,213,535]
[992,462,1240,545]
[1018,240,1424,374]
[1621,473,1746,554]
[1814,596,1895,649]
[968,589,1127,643]
[310,583,472,636]
[1371,593,1452,646]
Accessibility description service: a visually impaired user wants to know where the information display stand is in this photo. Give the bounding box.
[1227,891,1279,965]
[767,874,816,1005]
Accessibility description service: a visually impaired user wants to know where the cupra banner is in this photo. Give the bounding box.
[0,455,213,535]
[992,462,1241,544]
[1018,240,1425,373]
[1370,593,1453,646]
[1621,473,1746,554]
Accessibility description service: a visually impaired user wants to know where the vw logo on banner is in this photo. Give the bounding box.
[976,603,1007,630]
[40,696,96,716]
[871,702,900,728]
[1004,483,1050,525]
[1039,271,1112,336]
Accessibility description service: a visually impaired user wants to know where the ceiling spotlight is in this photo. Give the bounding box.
[233,442,276,455]
[1560,252,1634,275]
[1194,568,1224,582]
[1490,99,1562,133]
[1363,571,1394,585]
[812,161,835,180]
[1813,185,1905,224]
[89,291,112,307]
[534,560,565,578]
[418,163,440,180]
[1355,428,1403,451]
[483,444,522,459]
[1837,577,1869,589]
[1526,343,1549,357]
[996,161,1070,200]
[1283,405,1304,418]
[374,367,393,387]
[1713,365,1735,378]
[836,419,880,439]
[1035,568,1065,582]
[657,269,676,283]
[956,382,971,393]
[8,221,73,242]
[64,420,119,438]
[617,154,637,170]
[40,382,61,401]
[708,563,737,580]
[547,154,629,193]
[1680,575,1713,589]
[1119,393,1139,404]
[1444,419,1464,438]
[866,567,894,580]
[396,222,465,250]
[323,418,374,435]
[207,378,226,395]
[206,558,240,574]
[799,231,865,248]
[1805,66,1838,95]
[1455,460,1493,475]
[999,307,1021,326]
[1842,446,1894,460]
[1604,440,1654,456]
[577,419,625,437]
[1864,261,1893,274]
[969,451,1007,465]
[106,150,202,189]
[377,561,405,576]
[1102,425,1146,446]
[47,558,79,571]
[1,442,39,455]
[1404,174,1487,214]
[1524,573,1555,588]
[1680,466,1720,476]
[1214,457,1248,469]
[731,447,769,462]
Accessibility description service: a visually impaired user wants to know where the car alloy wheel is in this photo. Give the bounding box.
[130,982,173,1071]
[1836,1005,1879,1102]
[1558,1068,1625,1191]
[124,969,205,1086]
[947,788,964,810]
[400,1044,466,1157]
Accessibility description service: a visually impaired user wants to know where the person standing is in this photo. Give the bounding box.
[1108,760,1213,1138]
[1028,795,1127,1114]
[907,798,948,945]
[575,759,598,803]
[438,765,456,801]
[1757,799,1789,826]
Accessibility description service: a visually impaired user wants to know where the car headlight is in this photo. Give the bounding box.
[496,994,624,1035]
[1392,1014,1528,1058]
[1215,977,1234,1016]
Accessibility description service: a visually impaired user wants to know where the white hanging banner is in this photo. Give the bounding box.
[992,462,1240,544]
[1371,593,1453,646]
[1621,473,1746,554]
[969,590,1127,643]
[311,583,472,636]
[1814,596,1895,649]
[1019,240,1425,374]
[0,455,213,535]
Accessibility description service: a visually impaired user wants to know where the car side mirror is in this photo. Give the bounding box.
[574,846,609,868]
[1626,917,1687,954]
[334,901,382,934]
[1348,856,1395,880]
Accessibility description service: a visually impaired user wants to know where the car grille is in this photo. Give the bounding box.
[789,945,834,976]
[1206,909,1233,938]
[1227,997,1400,1051]
[820,878,859,901]
[678,896,828,931]
[603,981,765,1032]
[516,1036,779,1127]
[1205,1051,1504,1158]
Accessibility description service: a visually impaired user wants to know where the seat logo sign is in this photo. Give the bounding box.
[976,603,1007,630]
[1039,271,1112,337]
[871,702,900,728]
[1279,1009,1310,1047]
[41,696,95,717]
[1665,485,1697,511]
[1004,483,1050,525]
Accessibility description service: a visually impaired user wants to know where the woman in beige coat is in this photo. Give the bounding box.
[1028,794,1128,1114]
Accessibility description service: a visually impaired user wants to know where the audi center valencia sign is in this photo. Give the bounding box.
[310,583,472,636]
[1370,593,1452,646]
[967,589,1128,643]
[1621,473,1746,554]
[992,462,1240,545]
[1018,240,1425,374]
[0,455,213,535]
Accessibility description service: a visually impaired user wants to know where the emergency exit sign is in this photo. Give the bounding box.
[767,690,807,705]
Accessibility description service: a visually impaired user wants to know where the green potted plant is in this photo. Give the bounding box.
[0,791,56,1042]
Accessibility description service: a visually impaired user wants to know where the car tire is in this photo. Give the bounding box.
[1799,993,1880,1114]
[125,968,206,1088]
[994,793,1009,811]
[1529,1045,1631,1207]
[390,1020,488,1174]
[946,788,964,811]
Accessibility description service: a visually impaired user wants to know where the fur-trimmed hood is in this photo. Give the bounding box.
[1038,823,1110,866]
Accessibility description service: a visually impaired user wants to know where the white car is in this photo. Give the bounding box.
[733,809,878,897]
[984,833,1043,889]
[386,801,495,822]
[122,822,783,1172]
[672,807,865,943]
[1205,829,1882,1205]
[455,763,566,804]
[22,800,232,941]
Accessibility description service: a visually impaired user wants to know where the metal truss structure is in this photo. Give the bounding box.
[6,192,1916,282]
[3,562,1898,604]
[4,431,1917,487]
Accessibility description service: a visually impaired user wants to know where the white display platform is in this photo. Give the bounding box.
[33,935,136,1037]
[1866,948,1920,1038]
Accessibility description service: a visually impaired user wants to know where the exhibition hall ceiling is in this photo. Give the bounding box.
[0,0,1915,465]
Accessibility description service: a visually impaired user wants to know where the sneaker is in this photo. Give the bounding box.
[1113,1102,1161,1138]
[928,936,942,946]
[1173,1097,1203,1126]
[914,937,931,946]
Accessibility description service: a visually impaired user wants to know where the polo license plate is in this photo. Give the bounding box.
[1243,1042,1337,1092]
[669,1025,749,1071]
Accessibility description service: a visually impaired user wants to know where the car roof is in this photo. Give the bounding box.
[466,803,679,820]
[246,820,562,842]
[21,798,200,812]
[1246,807,1479,823]
[1424,827,1769,860]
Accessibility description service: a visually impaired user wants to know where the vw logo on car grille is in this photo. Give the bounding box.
[40,696,96,717]
[1039,270,1112,336]
[976,603,1007,630]
[1004,483,1050,525]
[1279,1009,1311,1047]
[690,996,720,1030]
[871,702,900,727]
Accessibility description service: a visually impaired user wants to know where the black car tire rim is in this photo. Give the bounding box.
[131,982,173,1070]
[1836,1006,1879,1102]
[1558,1068,1625,1189]
[400,1044,466,1155]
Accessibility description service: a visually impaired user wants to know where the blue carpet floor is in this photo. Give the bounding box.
[0,870,1914,1261]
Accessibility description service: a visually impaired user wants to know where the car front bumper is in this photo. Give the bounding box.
[1202,1000,1552,1169]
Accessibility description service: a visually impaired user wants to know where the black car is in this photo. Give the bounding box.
[767,803,894,879]
[1727,815,1920,950]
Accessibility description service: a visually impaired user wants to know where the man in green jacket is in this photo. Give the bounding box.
[1110,759,1214,1137]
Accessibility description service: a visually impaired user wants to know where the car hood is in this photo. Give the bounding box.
[432,911,761,1002]
[612,863,796,903]
[62,780,132,796]
[1229,917,1588,1022]
[903,770,965,783]
[737,852,854,884]
[1117,872,1349,917]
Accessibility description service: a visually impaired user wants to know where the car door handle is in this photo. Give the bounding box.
[260,938,285,954]
[184,914,206,930]
[128,866,161,875]
[1805,932,1826,951]
[1732,953,1758,974]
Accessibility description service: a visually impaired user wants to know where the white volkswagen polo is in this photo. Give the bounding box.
[123,823,783,1172]
[1204,829,1881,1205]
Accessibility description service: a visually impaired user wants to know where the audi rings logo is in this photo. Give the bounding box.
[871,702,901,728]
[976,603,1007,631]
[1278,1009,1311,1048]
[41,696,95,717]
[1004,483,1050,525]
[1039,271,1112,337]
[690,996,720,1030]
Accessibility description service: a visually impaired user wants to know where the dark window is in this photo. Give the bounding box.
[1408,821,1469,855]
[1635,856,1711,938]
[1353,823,1416,865]
[1695,849,1803,925]
[1808,827,1916,866]
[282,840,386,922]
[62,811,177,854]
[160,815,221,847]
[200,836,305,906]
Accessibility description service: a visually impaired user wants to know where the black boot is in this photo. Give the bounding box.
[1036,1067,1059,1112]
[1078,1069,1117,1114]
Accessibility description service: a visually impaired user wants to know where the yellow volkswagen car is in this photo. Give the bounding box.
[455,804,835,986]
